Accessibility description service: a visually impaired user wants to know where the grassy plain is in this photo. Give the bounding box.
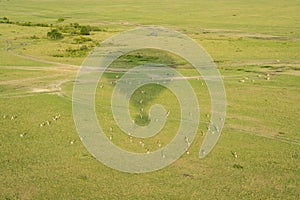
[0,0,299,199]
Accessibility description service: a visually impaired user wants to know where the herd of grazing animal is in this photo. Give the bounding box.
[2,113,62,139]
[3,74,245,160]
[240,73,272,83]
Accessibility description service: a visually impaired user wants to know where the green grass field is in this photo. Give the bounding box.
[0,0,299,199]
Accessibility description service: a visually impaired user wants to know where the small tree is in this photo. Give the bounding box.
[47,29,64,40]
[1,17,9,23]
[71,22,80,28]
[80,25,91,35]
[57,18,65,23]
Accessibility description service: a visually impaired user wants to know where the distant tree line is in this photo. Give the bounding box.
[0,17,106,40]
[0,17,50,27]
[1,17,100,57]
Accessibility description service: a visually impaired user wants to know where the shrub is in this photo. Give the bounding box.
[0,17,11,24]
[65,45,91,57]
[57,18,65,22]
[57,25,77,34]
[20,21,32,26]
[35,23,49,27]
[70,23,80,28]
[73,36,92,44]
[90,26,106,32]
[47,29,64,40]
[80,25,91,35]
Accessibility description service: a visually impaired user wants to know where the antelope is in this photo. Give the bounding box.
[231,151,238,158]
[139,140,144,147]
[185,136,190,146]
[166,110,170,117]
[20,132,27,137]
[161,151,166,158]
[157,140,162,148]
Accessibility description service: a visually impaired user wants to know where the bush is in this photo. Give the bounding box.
[73,36,92,44]
[57,18,65,23]
[0,17,11,24]
[65,45,91,57]
[35,23,49,27]
[70,23,80,28]
[80,25,91,35]
[57,25,77,34]
[47,29,64,40]
[90,26,106,32]
[19,21,32,26]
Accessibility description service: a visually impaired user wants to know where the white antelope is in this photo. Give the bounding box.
[139,140,144,147]
[185,136,190,146]
[166,110,170,117]
[157,140,162,148]
[20,132,27,137]
[161,151,166,158]
[231,151,238,158]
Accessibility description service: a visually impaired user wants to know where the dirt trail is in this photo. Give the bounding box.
[0,31,299,99]
[0,36,79,97]
[0,74,71,85]
[0,36,79,69]
[192,28,300,41]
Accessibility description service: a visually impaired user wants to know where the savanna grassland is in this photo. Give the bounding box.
[0,0,299,199]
